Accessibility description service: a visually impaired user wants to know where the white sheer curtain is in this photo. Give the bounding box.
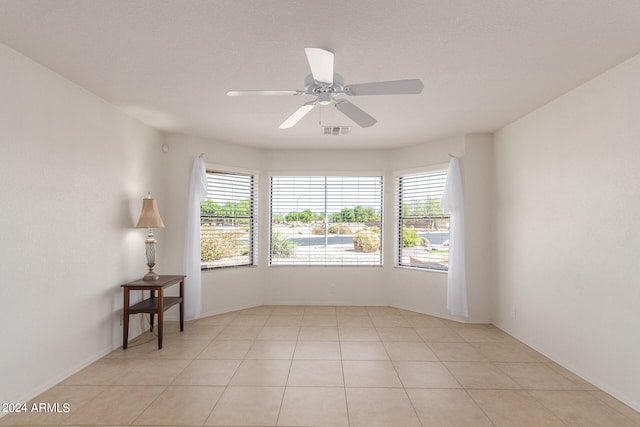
[184,156,207,319]
[440,157,468,317]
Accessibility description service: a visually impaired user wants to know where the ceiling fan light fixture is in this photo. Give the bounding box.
[317,92,332,106]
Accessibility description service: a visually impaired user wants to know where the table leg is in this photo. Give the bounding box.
[149,290,155,332]
[157,288,164,349]
[179,279,184,332]
[123,289,130,350]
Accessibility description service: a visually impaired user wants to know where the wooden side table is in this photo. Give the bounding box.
[121,275,186,349]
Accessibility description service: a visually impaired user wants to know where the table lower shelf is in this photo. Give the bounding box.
[128,296,183,314]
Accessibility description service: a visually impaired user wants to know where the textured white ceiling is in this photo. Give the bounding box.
[2,0,640,149]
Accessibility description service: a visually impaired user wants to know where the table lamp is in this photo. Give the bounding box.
[136,193,165,280]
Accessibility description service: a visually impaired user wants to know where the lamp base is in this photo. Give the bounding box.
[143,271,160,281]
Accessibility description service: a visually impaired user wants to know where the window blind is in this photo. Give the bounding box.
[200,170,257,268]
[396,171,449,271]
[270,176,383,266]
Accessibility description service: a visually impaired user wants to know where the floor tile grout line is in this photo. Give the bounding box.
[394,367,425,426]
[127,383,171,427]
[218,318,261,394]
[8,306,640,426]
[521,390,571,427]
[201,380,229,425]
[393,315,431,427]
[135,321,221,426]
[207,306,271,426]
[587,390,640,426]
[274,321,295,427]
[338,331,347,426]
[463,388,499,427]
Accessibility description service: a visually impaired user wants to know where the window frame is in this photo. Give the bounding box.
[200,168,258,270]
[395,167,450,272]
[269,174,384,267]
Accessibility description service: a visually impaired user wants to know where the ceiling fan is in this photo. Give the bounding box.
[227,48,424,129]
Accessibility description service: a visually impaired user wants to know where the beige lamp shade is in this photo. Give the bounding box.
[136,196,165,229]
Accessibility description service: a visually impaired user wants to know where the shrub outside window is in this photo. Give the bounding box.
[200,170,256,269]
[396,171,449,271]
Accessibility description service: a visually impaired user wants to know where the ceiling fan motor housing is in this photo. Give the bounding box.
[305,73,345,102]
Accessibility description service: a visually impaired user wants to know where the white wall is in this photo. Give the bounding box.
[159,134,268,317]
[493,53,640,410]
[461,134,495,323]
[160,135,493,323]
[264,149,390,306]
[160,141,394,311]
[0,43,164,407]
[388,134,494,323]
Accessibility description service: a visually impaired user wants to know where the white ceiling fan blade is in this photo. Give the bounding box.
[305,48,334,85]
[279,102,316,129]
[227,90,304,96]
[335,99,377,128]
[344,79,424,96]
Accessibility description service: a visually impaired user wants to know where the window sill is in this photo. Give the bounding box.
[268,264,384,268]
[201,264,257,271]
[394,265,448,274]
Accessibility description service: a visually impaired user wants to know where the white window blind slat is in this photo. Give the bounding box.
[201,170,257,269]
[270,175,383,266]
[396,171,449,271]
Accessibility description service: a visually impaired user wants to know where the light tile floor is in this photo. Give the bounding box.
[2,305,640,426]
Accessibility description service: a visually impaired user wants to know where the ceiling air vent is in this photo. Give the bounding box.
[323,126,351,136]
